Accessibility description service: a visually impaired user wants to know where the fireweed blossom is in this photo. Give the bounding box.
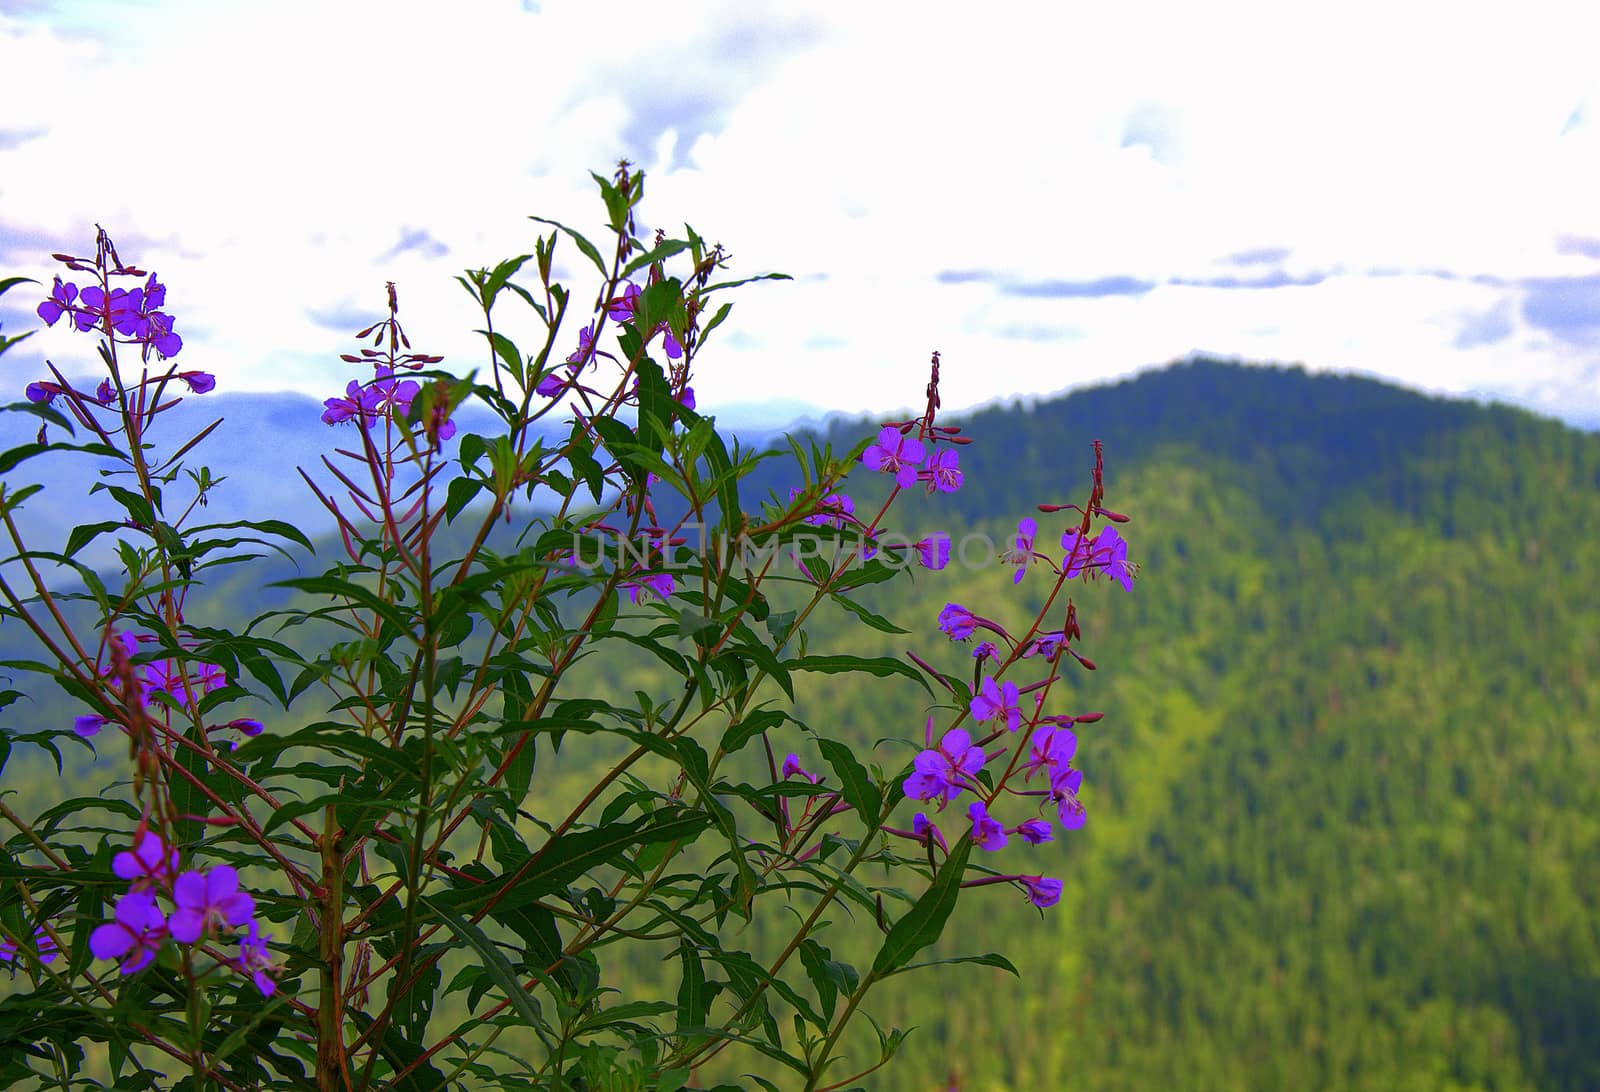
[903,728,986,807]
[237,922,277,996]
[1002,518,1038,584]
[37,277,95,331]
[1022,875,1064,908]
[790,487,855,529]
[920,447,963,494]
[1063,526,1134,590]
[1014,818,1054,845]
[168,866,255,944]
[89,889,168,974]
[970,675,1023,733]
[781,754,822,784]
[567,321,597,365]
[74,713,111,737]
[113,832,179,890]
[620,571,674,604]
[915,534,951,570]
[1051,766,1088,830]
[937,603,979,642]
[0,927,58,969]
[913,812,948,852]
[607,282,641,319]
[967,800,1009,851]
[1023,725,1077,781]
[862,426,925,488]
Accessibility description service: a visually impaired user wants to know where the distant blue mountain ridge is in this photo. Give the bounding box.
[0,389,817,571]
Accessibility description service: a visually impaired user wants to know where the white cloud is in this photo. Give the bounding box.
[4,0,1600,424]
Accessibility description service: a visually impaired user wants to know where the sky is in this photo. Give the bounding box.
[4,0,1600,427]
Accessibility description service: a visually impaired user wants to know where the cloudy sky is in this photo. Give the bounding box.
[4,0,1600,427]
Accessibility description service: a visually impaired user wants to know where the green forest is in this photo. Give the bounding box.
[4,358,1598,1090]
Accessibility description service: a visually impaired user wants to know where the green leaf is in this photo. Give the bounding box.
[816,738,882,827]
[527,215,607,275]
[790,654,931,697]
[829,593,909,635]
[482,253,532,308]
[622,238,690,278]
[720,708,786,755]
[870,837,972,976]
[443,810,712,911]
[419,900,541,1072]
[677,941,710,1030]
[270,575,413,638]
[889,951,1020,978]
[636,356,673,456]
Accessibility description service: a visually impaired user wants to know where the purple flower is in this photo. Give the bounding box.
[178,371,214,394]
[113,832,179,889]
[1015,818,1054,844]
[621,571,674,604]
[1002,518,1037,585]
[607,282,640,320]
[0,926,58,967]
[1021,875,1063,908]
[937,602,978,642]
[903,727,986,806]
[74,713,110,738]
[915,534,951,571]
[791,488,855,530]
[322,380,366,424]
[678,385,696,410]
[566,322,597,365]
[145,659,226,704]
[921,448,962,494]
[862,426,925,489]
[89,889,167,974]
[321,367,417,426]
[1051,766,1087,830]
[141,311,182,358]
[536,367,575,398]
[1023,725,1077,781]
[237,921,277,996]
[970,676,1022,733]
[37,277,81,327]
[169,866,255,943]
[25,381,64,405]
[142,272,167,312]
[967,800,1009,851]
[972,641,998,662]
[1063,527,1134,590]
[912,812,948,852]
[660,327,683,360]
[94,379,115,404]
[781,754,821,784]
[1028,632,1065,659]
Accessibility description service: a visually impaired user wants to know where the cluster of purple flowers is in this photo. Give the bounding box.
[72,632,263,749]
[27,255,214,430]
[38,272,183,359]
[861,426,963,494]
[893,439,1133,910]
[88,831,277,996]
[536,280,692,404]
[0,925,60,972]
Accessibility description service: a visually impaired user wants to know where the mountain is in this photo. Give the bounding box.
[4,358,1598,1091]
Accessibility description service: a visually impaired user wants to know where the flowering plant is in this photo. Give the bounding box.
[0,164,1134,1090]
